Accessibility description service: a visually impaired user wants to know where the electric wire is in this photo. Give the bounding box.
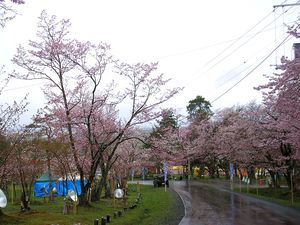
[209,1,300,103]
[5,21,296,94]
[274,7,278,65]
[215,30,288,89]
[212,1,300,94]
[188,0,297,83]
[210,34,292,104]
[192,6,294,80]
[3,2,298,95]
[282,6,286,56]
[202,12,274,69]
[2,82,44,92]
[147,0,291,63]
[149,21,295,62]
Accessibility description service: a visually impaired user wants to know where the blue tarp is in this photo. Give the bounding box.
[34,181,59,197]
[34,174,85,197]
[57,180,83,196]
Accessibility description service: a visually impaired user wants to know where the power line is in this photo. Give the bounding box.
[273,2,300,8]
[200,11,274,69]
[149,21,295,62]
[188,1,296,82]
[146,1,290,63]
[2,82,44,92]
[215,30,289,90]
[194,6,294,78]
[211,34,292,104]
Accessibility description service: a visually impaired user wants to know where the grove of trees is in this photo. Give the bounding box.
[0,2,299,215]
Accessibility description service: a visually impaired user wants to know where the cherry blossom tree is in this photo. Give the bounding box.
[0,67,28,189]
[0,0,27,191]
[0,0,24,27]
[12,11,181,206]
[255,67,299,188]
[211,104,265,180]
[144,110,183,172]
[6,126,44,212]
[253,23,300,190]
[109,134,146,195]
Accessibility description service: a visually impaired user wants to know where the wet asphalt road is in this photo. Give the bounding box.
[170,180,300,225]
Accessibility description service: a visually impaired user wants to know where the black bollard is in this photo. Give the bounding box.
[118,210,122,217]
[101,217,106,225]
[94,219,99,225]
[106,215,110,223]
[113,211,117,218]
[129,204,137,209]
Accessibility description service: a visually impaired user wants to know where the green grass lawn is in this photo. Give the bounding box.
[0,185,183,225]
[234,186,300,208]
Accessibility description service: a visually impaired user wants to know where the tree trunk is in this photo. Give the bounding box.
[19,163,30,212]
[78,171,92,206]
[247,167,255,185]
[269,170,280,188]
[79,191,89,207]
[92,165,108,201]
[207,160,216,178]
[208,167,215,178]
[20,191,30,212]
[189,163,193,179]
[46,149,53,202]
[238,168,243,181]
[224,168,230,180]
[104,180,112,198]
[78,153,102,206]
[199,164,205,178]
[12,182,16,204]
[91,179,100,201]
[284,170,296,191]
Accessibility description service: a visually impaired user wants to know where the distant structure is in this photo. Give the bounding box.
[293,43,300,59]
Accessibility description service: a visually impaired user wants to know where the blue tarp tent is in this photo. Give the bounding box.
[57,179,83,196]
[34,172,59,197]
[34,172,85,197]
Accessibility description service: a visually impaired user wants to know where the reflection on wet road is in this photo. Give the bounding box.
[171,180,300,225]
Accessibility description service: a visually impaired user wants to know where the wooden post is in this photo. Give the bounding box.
[88,188,92,204]
[101,217,106,225]
[256,178,258,196]
[112,181,115,208]
[106,215,110,223]
[247,180,249,194]
[73,201,78,215]
[62,198,67,214]
[94,219,99,225]
[118,210,122,217]
[291,169,294,205]
[11,182,14,204]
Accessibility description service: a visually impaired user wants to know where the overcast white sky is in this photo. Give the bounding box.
[0,0,299,123]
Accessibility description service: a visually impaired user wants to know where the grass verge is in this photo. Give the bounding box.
[0,184,183,225]
[234,186,300,209]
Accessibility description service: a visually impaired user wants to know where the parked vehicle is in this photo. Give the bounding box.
[153,174,169,188]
